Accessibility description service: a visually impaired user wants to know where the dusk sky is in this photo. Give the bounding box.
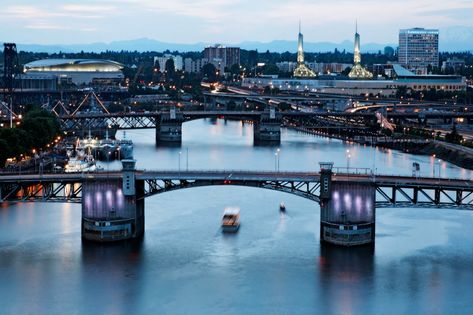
[1,0,473,45]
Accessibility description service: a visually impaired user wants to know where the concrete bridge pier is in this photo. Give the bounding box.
[319,163,376,246]
[254,107,281,143]
[82,160,145,242]
[156,109,183,144]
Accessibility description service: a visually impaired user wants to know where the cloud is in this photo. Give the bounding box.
[1,0,473,45]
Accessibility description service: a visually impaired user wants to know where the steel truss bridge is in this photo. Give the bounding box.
[56,110,473,132]
[1,170,473,210]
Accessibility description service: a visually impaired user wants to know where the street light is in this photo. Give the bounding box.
[438,159,441,178]
[346,149,351,171]
[276,148,281,172]
[432,154,436,177]
[186,147,189,171]
[178,151,182,172]
[274,152,278,172]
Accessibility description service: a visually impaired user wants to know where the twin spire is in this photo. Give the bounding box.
[293,20,372,79]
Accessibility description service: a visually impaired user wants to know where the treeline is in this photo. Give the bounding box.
[0,109,60,167]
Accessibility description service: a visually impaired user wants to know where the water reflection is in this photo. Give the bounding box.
[318,245,375,315]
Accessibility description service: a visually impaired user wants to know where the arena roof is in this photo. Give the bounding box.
[24,59,124,72]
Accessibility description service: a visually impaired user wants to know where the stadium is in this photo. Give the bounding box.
[24,59,124,85]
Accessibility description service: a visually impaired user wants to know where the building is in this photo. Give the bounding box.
[242,68,466,97]
[203,45,240,70]
[398,28,439,74]
[24,59,124,85]
[154,54,183,72]
[348,24,373,79]
[276,61,297,73]
[293,23,316,78]
[441,58,466,73]
[309,62,352,74]
[184,58,209,73]
[15,73,58,91]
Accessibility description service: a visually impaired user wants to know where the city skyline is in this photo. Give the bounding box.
[0,0,473,50]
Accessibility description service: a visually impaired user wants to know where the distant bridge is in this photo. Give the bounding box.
[57,110,473,131]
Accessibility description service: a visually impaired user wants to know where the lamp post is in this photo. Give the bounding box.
[274,152,278,172]
[432,154,436,177]
[276,148,281,172]
[346,149,351,171]
[438,159,441,178]
[178,151,182,172]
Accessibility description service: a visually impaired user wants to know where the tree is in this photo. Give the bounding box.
[165,58,175,80]
[230,64,240,76]
[202,63,217,82]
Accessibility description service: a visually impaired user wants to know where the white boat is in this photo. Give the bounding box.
[222,207,240,233]
[64,155,97,173]
[279,202,286,212]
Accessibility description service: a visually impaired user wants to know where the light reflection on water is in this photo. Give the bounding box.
[0,119,473,315]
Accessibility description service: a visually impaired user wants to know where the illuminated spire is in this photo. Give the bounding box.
[348,22,373,79]
[294,21,316,78]
[297,21,304,63]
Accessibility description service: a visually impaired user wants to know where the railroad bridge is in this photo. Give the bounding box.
[1,161,473,247]
[57,109,473,144]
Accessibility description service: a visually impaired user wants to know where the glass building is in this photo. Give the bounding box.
[398,28,439,74]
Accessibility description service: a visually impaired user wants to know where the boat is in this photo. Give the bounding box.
[279,202,286,212]
[221,207,240,233]
[64,155,97,173]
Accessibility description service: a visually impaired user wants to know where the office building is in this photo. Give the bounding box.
[203,45,240,70]
[398,28,439,74]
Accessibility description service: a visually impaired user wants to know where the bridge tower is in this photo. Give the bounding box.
[156,108,184,143]
[81,159,145,242]
[319,162,376,246]
[254,107,281,143]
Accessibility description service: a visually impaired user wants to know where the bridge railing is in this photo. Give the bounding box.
[332,167,373,176]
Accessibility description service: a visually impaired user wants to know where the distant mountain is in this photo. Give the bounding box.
[10,26,473,53]
[14,38,395,54]
[440,26,473,52]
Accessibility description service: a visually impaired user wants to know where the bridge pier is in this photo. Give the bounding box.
[319,163,375,246]
[254,107,281,143]
[156,109,183,144]
[82,160,145,242]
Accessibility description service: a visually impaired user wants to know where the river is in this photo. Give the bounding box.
[1,119,472,315]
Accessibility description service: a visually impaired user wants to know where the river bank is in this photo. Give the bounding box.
[289,125,473,170]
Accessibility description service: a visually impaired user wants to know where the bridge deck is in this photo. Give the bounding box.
[0,170,471,189]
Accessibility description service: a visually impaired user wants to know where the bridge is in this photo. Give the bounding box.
[56,109,473,144]
[1,161,472,246]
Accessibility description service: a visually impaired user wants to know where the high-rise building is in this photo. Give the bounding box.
[203,45,240,70]
[398,28,439,74]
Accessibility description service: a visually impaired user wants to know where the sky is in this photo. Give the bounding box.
[1,0,473,45]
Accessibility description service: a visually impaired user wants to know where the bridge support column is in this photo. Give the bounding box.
[156,109,183,144]
[319,163,376,246]
[254,107,281,143]
[81,160,145,242]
